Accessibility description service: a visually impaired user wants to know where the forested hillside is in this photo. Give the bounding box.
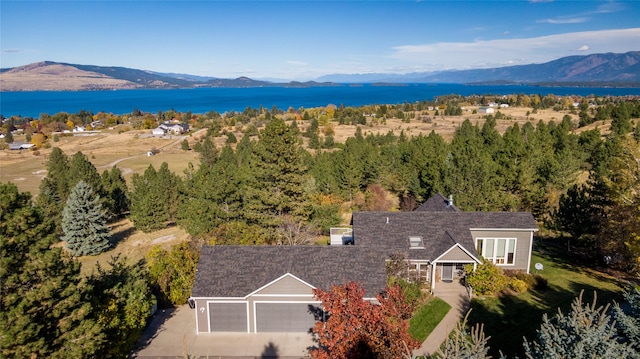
[2,94,640,357]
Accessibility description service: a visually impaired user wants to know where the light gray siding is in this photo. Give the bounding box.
[194,299,209,333]
[253,275,313,295]
[471,230,533,271]
[438,245,476,262]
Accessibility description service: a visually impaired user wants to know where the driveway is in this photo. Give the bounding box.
[132,305,314,359]
[134,282,469,359]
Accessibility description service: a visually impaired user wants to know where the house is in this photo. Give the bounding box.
[8,142,35,150]
[158,123,189,135]
[347,193,538,291]
[72,126,86,132]
[151,127,165,136]
[478,106,495,114]
[190,246,387,333]
[190,194,537,333]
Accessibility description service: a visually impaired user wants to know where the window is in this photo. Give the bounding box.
[409,236,424,249]
[477,238,516,265]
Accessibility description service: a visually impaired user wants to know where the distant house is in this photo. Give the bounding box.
[190,193,538,334]
[500,104,509,108]
[478,106,495,114]
[9,142,35,150]
[151,127,165,136]
[72,126,86,132]
[159,123,189,135]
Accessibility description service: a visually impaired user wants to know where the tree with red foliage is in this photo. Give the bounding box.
[310,281,420,359]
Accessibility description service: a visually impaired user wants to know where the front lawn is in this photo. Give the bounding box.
[468,241,626,357]
[409,297,451,341]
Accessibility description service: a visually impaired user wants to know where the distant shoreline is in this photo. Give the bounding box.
[2,84,640,118]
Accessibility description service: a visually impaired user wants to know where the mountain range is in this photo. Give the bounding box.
[1,51,639,91]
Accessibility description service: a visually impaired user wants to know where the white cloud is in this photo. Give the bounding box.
[539,17,589,24]
[286,61,308,66]
[390,28,640,72]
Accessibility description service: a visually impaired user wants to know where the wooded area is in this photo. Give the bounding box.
[2,94,640,358]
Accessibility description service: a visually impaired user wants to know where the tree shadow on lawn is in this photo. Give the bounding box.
[469,248,623,358]
[109,223,136,247]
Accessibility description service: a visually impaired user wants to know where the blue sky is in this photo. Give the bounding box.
[1,1,639,80]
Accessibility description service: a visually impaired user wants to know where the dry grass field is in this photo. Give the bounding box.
[0,105,585,196]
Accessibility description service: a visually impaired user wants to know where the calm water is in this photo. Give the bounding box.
[2,84,640,118]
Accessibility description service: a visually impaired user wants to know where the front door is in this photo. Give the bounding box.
[442,264,454,282]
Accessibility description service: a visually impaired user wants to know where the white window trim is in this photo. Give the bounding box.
[476,237,517,266]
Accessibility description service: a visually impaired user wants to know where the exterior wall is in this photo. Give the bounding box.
[194,275,321,333]
[438,245,475,261]
[471,230,533,271]
[253,275,312,295]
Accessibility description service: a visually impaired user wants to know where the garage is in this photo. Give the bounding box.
[255,302,320,332]
[209,302,248,332]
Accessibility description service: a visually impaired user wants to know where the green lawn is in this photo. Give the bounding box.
[468,241,626,357]
[409,297,451,341]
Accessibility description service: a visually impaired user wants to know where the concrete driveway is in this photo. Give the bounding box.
[132,305,314,359]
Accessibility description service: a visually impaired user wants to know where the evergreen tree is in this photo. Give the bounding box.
[244,118,312,229]
[37,147,71,235]
[178,146,244,236]
[0,183,104,358]
[68,151,103,193]
[130,165,167,232]
[86,256,154,358]
[523,292,639,359]
[613,288,640,352]
[62,181,111,256]
[3,126,13,143]
[437,313,492,359]
[130,163,180,232]
[101,166,130,218]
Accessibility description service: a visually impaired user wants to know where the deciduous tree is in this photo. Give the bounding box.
[310,281,419,359]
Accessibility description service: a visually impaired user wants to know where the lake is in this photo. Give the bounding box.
[2,84,640,118]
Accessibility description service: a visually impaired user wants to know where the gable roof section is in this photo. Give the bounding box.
[192,245,388,299]
[414,193,460,212]
[351,211,537,261]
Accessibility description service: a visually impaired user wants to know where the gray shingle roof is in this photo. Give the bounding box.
[414,193,460,212]
[351,211,537,261]
[192,245,388,298]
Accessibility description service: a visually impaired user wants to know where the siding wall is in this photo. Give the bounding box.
[470,230,533,271]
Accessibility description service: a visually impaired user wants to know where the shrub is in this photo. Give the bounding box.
[465,260,509,296]
[533,274,548,290]
[509,278,528,293]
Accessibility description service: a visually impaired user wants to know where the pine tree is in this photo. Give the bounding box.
[178,146,244,236]
[130,163,180,232]
[101,166,130,218]
[130,165,167,232]
[37,147,71,235]
[62,181,111,256]
[0,183,104,358]
[244,117,312,229]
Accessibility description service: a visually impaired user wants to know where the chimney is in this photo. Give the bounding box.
[447,194,454,207]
